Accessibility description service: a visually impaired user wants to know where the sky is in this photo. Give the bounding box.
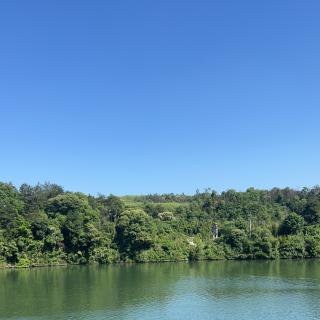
[1,0,320,195]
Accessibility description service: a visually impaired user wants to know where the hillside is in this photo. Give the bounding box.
[1,182,320,267]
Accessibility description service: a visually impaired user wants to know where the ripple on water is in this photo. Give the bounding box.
[1,260,320,320]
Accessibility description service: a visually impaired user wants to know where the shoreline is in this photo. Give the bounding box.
[1,256,317,270]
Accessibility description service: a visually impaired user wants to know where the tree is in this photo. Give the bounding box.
[144,203,166,218]
[0,182,23,229]
[302,199,320,224]
[20,182,63,214]
[104,195,125,221]
[251,228,278,259]
[158,211,175,221]
[222,225,248,252]
[278,235,305,258]
[45,194,91,217]
[115,209,155,257]
[279,213,304,235]
[45,193,99,262]
[2,181,320,266]
[304,226,320,258]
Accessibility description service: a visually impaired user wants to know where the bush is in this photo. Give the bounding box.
[89,247,120,264]
[158,211,175,221]
[278,235,305,258]
[279,213,304,235]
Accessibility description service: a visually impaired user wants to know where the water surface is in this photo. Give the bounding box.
[1,260,320,319]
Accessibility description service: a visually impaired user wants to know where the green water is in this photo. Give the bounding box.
[1,260,320,319]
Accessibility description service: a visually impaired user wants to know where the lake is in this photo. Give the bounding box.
[1,260,320,319]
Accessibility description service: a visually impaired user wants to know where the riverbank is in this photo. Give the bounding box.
[3,256,317,270]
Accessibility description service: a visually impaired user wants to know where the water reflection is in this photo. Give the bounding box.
[1,260,320,320]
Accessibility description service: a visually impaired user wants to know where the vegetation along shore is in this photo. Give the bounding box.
[1,182,320,268]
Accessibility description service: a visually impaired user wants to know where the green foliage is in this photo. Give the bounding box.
[0,182,319,266]
[279,213,305,235]
[302,199,320,224]
[89,247,120,264]
[188,236,205,261]
[222,227,248,252]
[158,211,175,221]
[0,182,24,229]
[116,209,156,257]
[103,195,125,221]
[304,226,320,258]
[203,242,225,260]
[278,235,306,258]
[20,182,63,214]
[250,228,278,259]
[46,193,91,217]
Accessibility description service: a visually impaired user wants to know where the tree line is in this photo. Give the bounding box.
[0,182,320,267]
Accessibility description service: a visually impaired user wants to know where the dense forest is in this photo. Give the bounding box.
[1,182,320,267]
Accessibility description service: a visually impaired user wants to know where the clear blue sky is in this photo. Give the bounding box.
[1,0,320,195]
